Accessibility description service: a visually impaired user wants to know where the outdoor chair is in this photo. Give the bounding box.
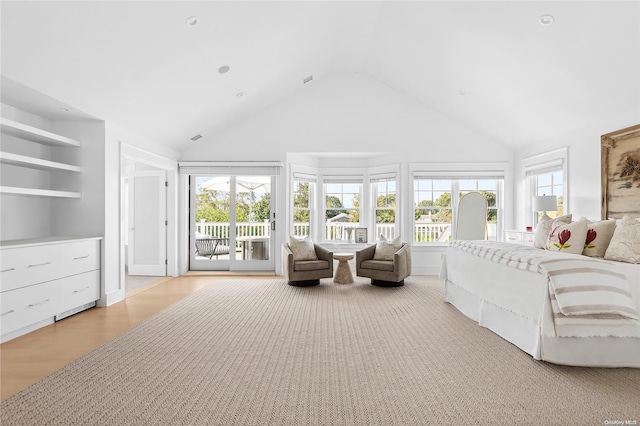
[195,237,231,259]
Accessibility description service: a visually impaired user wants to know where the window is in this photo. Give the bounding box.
[523,148,567,226]
[460,179,499,240]
[414,179,452,242]
[413,176,503,243]
[292,178,311,237]
[533,170,563,222]
[324,181,361,241]
[372,177,397,239]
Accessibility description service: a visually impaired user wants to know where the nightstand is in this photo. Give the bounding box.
[504,230,535,246]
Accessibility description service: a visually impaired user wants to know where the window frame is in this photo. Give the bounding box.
[523,147,568,227]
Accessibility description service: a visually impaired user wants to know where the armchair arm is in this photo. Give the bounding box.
[356,244,376,274]
[314,244,333,265]
[281,243,294,280]
[393,243,412,281]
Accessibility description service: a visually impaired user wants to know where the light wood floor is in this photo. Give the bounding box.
[1,274,260,401]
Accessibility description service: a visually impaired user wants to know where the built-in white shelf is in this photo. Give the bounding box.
[0,151,81,173]
[0,186,81,199]
[0,117,81,147]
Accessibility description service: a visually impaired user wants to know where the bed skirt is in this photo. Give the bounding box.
[444,279,640,367]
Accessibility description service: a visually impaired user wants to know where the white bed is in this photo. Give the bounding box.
[440,241,640,368]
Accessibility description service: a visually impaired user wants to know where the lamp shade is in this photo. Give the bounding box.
[533,195,557,212]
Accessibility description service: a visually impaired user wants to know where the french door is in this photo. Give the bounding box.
[189,175,275,271]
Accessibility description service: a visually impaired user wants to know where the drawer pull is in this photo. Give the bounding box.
[73,255,90,260]
[28,262,52,268]
[1,309,16,317]
[73,286,90,293]
[27,299,51,308]
[1,268,16,273]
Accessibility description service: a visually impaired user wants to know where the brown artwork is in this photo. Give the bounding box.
[601,124,640,219]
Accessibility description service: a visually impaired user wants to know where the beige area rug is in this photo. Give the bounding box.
[2,276,639,425]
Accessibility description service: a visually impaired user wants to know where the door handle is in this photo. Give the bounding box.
[271,221,276,231]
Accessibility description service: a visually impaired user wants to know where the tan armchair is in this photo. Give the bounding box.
[356,243,411,287]
[282,243,334,286]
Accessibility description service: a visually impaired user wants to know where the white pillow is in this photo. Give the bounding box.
[533,214,572,249]
[604,215,640,264]
[546,218,588,254]
[289,235,318,261]
[373,234,402,261]
[582,219,616,257]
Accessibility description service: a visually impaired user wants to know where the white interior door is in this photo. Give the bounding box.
[128,170,167,276]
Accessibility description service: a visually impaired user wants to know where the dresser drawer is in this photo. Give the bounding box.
[60,270,100,313]
[0,245,62,292]
[62,240,100,276]
[1,280,62,335]
[504,230,523,243]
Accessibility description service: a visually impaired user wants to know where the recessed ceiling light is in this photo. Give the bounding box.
[185,16,199,27]
[539,14,554,26]
[190,134,203,142]
[303,75,313,84]
[236,92,244,97]
[218,65,230,74]
[458,90,466,96]
[60,107,70,112]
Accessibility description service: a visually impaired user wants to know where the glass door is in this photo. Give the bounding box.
[190,175,275,271]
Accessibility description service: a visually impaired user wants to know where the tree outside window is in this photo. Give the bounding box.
[293,180,311,236]
[374,178,396,239]
[324,182,361,240]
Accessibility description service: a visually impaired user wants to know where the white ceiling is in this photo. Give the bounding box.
[1,1,639,152]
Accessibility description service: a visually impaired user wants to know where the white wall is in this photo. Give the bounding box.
[180,73,510,163]
[179,73,513,275]
[513,108,640,229]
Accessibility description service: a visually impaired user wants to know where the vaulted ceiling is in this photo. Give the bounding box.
[2,1,638,152]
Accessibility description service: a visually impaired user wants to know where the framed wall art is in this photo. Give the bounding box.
[354,228,368,244]
[601,124,640,219]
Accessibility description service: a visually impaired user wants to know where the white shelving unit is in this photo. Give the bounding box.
[0,117,81,147]
[0,117,82,198]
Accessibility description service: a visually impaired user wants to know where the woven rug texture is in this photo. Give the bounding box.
[1,276,639,425]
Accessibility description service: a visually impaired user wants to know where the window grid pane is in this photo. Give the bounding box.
[324,182,361,241]
[374,178,396,239]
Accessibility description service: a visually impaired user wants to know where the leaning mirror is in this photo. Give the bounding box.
[455,192,487,240]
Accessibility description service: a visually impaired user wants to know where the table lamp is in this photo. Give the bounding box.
[533,195,558,222]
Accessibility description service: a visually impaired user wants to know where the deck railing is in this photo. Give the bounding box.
[195,221,491,243]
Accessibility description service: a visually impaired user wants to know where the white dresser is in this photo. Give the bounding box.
[1,236,101,343]
[504,230,536,246]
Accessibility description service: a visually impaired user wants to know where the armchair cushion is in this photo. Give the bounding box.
[289,235,318,261]
[356,242,412,286]
[373,235,402,261]
[361,259,394,272]
[294,260,330,272]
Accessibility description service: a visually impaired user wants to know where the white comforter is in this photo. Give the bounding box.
[444,240,640,338]
[440,241,640,367]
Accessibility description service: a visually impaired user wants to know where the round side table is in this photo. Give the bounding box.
[333,253,355,284]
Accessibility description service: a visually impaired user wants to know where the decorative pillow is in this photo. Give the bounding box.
[289,235,318,261]
[373,234,402,261]
[604,215,640,264]
[533,214,572,249]
[546,218,588,254]
[582,219,616,257]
